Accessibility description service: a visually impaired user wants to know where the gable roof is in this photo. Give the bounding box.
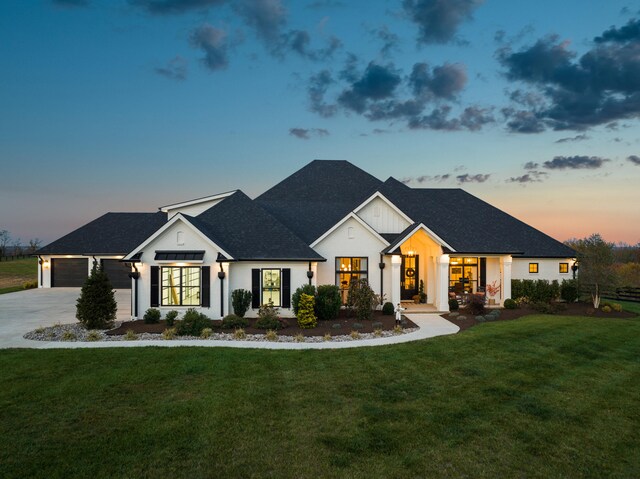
[377,179,575,257]
[192,190,324,261]
[37,212,167,255]
[255,159,383,244]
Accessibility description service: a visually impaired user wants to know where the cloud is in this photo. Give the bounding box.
[543,155,610,170]
[402,0,484,44]
[281,30,342,60]
[307,69,337,117]
[52,0,89,6]
[507,170,548,184]
[401,173,451,184]
[456,173,490,183]
[337,62,402,113]
[555,134,590,143]
[409,105,494,131]
[410,62,467,100]
[154,55,188,80]
[523,161,539,169]
[628,155,640,165]
[369,26,400,58]
[594,18,640,43]
[128,0,224,15]
[288,127,329,139]
[498,22,640,132]
[232,0,286,44]
[190,24,230,71]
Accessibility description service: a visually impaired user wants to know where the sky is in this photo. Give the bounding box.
[1,0,639,246]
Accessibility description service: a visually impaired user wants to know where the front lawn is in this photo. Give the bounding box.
[1,314,639,478]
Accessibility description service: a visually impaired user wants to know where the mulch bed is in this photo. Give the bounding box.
[442,301,637,332]
[106,310,416,337]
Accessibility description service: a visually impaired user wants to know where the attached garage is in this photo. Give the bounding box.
[51,258,88,287]
[101,259,131,289]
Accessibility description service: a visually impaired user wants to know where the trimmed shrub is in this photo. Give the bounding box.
[465,294,485,316]
[165,310,179,327]
[255,301,280,329]
[449,298,459,311]
[382,302,394,315]
[316,284,341,320]
[352,322,363,330]
[176,308,211,336]
[231,289,252,318]
[612,303,623,312]
[512,279,561,304]
[601,305,612,313]
[292,284,316,315]
[297,293,317,329]
[76,266,117,330]
[503,298,517,309]
[221,314,249,330]
[23,280,38,290]
[347,279,377,321]
[143,308,161,324]
[560,279,579,302]
[331,323,342,330]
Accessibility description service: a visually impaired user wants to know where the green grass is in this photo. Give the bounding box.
[1,315,640,478]
[617,299,640,315]
[0,257,37,293]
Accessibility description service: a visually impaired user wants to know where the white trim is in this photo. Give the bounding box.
[123,213,234,261]
[391,223,456,253]
[310,212,390,248]
[353,191,414,225]
[159,190,237,213]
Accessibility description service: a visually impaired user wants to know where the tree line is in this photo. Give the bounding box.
[0,230,42,258]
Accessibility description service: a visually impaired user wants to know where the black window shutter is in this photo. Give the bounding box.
[150,266,159,307]
[480,258,486,288]
[282,268,291,308]
[251,269,260,308]
[201,266,210,307]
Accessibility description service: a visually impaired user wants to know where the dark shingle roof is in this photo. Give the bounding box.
[191,191,324,261]
[37,212,167,255]
[256,159,383,244]
[378,179,575,257]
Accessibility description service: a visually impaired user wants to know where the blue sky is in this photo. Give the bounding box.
[1,0,639,245]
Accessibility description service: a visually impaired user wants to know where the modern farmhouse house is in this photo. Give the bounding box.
[36,160,576,317]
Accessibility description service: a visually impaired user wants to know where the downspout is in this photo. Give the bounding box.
[129,264,140,319]
[38,255,44,287]
[379,254,385,305]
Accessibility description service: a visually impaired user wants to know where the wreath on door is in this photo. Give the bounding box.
[406,268,415,277]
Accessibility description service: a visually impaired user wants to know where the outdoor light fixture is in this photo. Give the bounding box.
[43,260,50,269]
[571,260,579,279]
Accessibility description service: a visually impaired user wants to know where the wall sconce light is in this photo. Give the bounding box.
[43,260,50,269]
[218,271,226,280]
[306,270,314,279]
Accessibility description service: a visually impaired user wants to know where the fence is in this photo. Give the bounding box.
[0,254,33,262]
[582,285,640,303]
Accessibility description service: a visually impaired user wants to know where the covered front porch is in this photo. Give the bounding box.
[384,224,513,311]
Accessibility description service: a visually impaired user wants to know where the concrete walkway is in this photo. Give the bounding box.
[0,289,459,350]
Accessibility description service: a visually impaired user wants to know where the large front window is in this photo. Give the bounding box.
[262,269,281,306]
[449,257,478,293]
[161,267,201,306]
[336,257,368,303]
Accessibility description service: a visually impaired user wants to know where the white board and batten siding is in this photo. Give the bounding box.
[356,196,411,234]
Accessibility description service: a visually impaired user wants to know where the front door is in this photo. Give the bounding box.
[401,255,419,300]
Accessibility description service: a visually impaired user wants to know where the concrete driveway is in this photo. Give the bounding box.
[0,288,131,349]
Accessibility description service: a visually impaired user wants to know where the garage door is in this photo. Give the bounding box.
[51,258,88,287]
[101,259,131,289]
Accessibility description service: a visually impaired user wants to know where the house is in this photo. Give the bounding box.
[36,160,576,317]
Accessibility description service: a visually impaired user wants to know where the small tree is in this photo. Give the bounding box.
[27,238,42,254]
[0,230,10,258]
[76,265,117,329]
[231,289,252,317]
[297,293,317,329]
[292,284,316,315]
[316,284,341,320]
[347,279,377,321]
[566,234,617,308]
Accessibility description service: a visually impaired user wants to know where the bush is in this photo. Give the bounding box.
[292,284,316,315]
[234,329,246,340]
[265,330,278,341]
[294,333,305,342]
[349,330,360,340]
[448,298,459,311]
[601,305,612,313]
[76,266,117,330]
[124,330,137,341]
[347,279,377,321]
[465,294,485,316]
[612,303,623,312]
[231,289,252,318]
[143,308,161,324]
[560,279,579,302]
[323,333,332,341]
[176,308,211,336]
[200,327,212,339]
[62,330,77,341]
[297,293,317,329]
[512,279,560,303]
[503,298,517,309]
[22,280,38,290]
[382,302,395,315]
[316,284,341,320]
[162,328,176,340]
[221,314,249,330]
[254,301,281,329]
[165,310,179,327]
[86,330,101,342]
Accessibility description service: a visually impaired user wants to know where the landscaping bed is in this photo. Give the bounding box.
[443,300,637,332]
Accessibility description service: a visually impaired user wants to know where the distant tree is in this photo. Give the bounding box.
[566,234,617,308]
[12,238,23,257]
[76,265,117,329]
[27,238,42,254]
[0,230,10,258]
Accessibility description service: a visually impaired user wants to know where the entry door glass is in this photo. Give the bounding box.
[401,255,419,300]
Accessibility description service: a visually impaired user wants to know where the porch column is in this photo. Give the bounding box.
[391,255,402,306]
[501,255,512,304]
[435,254,450,311]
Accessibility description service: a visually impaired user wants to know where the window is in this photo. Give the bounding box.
[161,267,200,306]
[559,262,569,273]
[336,257,368,303]
[449,257,479,292]
[529,263,539,274]
[262,269,281,306]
